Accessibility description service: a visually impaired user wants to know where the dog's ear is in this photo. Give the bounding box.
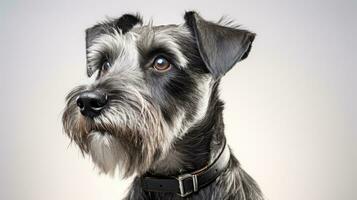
[184,11,255,79]
[86,14,142,48]
[85,14,142,76]
[114,14,143,34]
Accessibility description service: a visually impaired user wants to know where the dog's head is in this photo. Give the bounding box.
[62,11,255,177]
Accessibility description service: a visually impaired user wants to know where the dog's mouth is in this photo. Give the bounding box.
[80,116,113,138]
[87,130,115,144]
[78,115,114,138]
[86,121,116,137]
[89,129,110,136]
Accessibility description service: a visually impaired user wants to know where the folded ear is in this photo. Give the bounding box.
[85,14,142,76]
[184,11,255,79]
[86,14,142,50]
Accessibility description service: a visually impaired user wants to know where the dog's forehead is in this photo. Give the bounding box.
[85,21,192,77]
[86,19,190,49]
[133,24,184,34]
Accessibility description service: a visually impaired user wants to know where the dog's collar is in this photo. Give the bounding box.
[141,141,230,197]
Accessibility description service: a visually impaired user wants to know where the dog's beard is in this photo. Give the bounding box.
[62,79,172,177]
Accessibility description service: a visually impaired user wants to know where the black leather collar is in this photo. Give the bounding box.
[141,141,230,197]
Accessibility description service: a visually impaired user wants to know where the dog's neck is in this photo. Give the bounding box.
[148,81,225,176]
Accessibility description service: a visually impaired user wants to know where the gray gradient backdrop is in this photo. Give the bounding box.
[0,0,356,199]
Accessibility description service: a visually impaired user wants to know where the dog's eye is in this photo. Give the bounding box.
[101,61,111,72]
[99,61,111,77]
[153,56,171,72]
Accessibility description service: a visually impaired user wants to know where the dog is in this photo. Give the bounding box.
[62,11,264,200]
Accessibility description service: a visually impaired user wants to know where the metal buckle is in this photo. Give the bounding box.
[177,173,198,197]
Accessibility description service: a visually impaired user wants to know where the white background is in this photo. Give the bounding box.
[0,0,356,199]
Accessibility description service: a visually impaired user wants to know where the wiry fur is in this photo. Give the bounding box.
[62,11,264,199]
[63,66,172,176]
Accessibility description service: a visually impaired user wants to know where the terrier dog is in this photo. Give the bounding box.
[62,11,264,200]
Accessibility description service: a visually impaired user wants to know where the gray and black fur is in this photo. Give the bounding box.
[62,11,264,200]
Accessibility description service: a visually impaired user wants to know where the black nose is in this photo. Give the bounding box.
[76,90,108,118]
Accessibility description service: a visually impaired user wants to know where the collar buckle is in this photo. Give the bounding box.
[177,173,198,197]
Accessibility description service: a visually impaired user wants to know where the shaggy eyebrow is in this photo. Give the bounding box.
[138,45,183,68]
